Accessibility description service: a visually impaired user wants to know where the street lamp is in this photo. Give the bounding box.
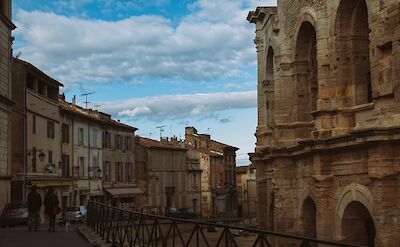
[38,152,45,162]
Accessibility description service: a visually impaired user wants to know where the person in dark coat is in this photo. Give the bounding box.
[27,185,42,231]
[43,188,59,232]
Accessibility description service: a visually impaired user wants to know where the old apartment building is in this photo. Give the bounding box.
[11,59,68,219]
[248,0,400,246]
[101,113,139,207]
[59,98,104,206]
[236,165,257,219]
[0,0,15,210]
[135,136,200,214]
[185,127,239,217]
[59,97,139,207]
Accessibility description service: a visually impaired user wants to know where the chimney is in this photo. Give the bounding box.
[72,95,76,105]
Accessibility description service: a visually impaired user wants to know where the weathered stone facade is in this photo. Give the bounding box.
[248,0,400,246]
[0,0,15,210]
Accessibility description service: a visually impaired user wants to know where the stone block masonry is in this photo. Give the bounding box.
[248,0,400,246]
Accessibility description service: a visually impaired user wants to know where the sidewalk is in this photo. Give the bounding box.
[0,224,92,247]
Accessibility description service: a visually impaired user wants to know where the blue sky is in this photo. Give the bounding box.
[12,0,277,165]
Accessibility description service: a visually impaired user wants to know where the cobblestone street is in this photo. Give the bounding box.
[0,224,91,247]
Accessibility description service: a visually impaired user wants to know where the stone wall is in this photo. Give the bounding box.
[248,0,400,246]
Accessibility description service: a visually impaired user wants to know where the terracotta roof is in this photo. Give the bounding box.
[59,99,138,131]
[136,136,187,151]
[210,139,239,152]
[236,165,250,173]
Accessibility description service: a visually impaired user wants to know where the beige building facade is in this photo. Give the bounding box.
[59,97,138,208]
[135,136,198,214]
[0,0,15,210]
[236,165,257,219]
[102,116,138,208]
[11,59,69,220]
[185,127,239,218]
[248,0,400,246]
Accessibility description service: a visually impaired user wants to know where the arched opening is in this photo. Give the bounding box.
[301,197,317,238]
[342,201,375,246]
[295,21,318,122]
[335,0,372,106]
[266,47,275,127]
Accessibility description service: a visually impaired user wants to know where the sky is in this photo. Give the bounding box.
[12,0,277,165]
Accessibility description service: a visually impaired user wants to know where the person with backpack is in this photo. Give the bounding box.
[43,188,59,232]
[27,185,42,231]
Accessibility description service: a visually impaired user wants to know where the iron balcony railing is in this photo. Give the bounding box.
[87,201,366,247]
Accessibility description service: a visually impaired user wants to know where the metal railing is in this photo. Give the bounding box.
[87,201,365,247]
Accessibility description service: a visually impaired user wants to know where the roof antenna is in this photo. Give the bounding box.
[81,92,95,109]
[156,125,166,140]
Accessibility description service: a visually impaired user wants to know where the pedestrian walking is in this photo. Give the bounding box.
[27,185,42,231]
[44,188,59,232]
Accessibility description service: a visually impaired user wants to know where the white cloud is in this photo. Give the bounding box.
[14,0,277,88]
[100,90,257,121]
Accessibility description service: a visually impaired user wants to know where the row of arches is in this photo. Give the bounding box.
[301,198,375,246]
[265,0,373,123]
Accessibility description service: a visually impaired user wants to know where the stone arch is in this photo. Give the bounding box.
[334,0,372,107]
[294,20,318,122]
[335,183,375,244]
[301,197,317,238]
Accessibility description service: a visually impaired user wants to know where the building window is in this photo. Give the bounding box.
[115,162,123,182]
[62,154,70,177]
[102,131,112,148]
[115,135,122,150]
[125,136,131,151]
[92,130,97,148]
[62,124,69,143]
[78,128,84,146]
[93,156,99,178]
[79,157,86,177]
[48,151,53,163]
[32,115,36,134]
[47,121,55,139]
[38,80,45,96]
[115,162,119,182]
[125,163,130,182]
[103,161,112,182]
[130,163,135,182]
[32,147,37,172]
[27,73,34,90]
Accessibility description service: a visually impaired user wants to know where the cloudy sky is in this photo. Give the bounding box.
[12,0,277,165]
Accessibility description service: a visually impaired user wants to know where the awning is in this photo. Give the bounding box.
[105,188,144,198]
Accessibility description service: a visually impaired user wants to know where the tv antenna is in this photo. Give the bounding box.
[94,104,102,111]
[156,125,166,140]
[81,92,95,109]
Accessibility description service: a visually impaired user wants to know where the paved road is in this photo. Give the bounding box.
[0,224,91,247]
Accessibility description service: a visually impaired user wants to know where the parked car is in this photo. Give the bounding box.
[177,208,198,219]
[0,202,29,227]
[59,207,85,224]
[165,207,180,218]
